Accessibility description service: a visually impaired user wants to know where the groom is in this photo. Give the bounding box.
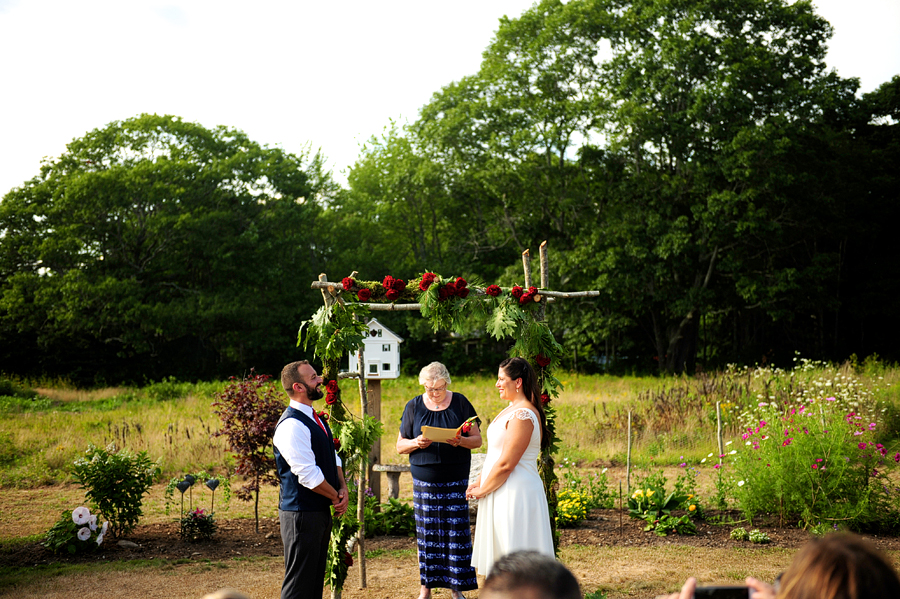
[273,360,349,599]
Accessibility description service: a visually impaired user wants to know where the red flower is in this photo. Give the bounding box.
[535,354,551,368]
[333,438,341,451]
[540,393,550,405]
[344,551,354,566]
[391,278,406,291]
[341,277,354,291]
[461,422,472,433]
[357,288,372,302]
[510,286,524,299]
[438,287,449,301]
[386,289,401,301]
[485,285,501,297]
[419,272,436,291]
[317,411,329,422]
[325,393,337,406]
[519,286,539,305]
[444,281,458,295]
[458,288,470,299]
[382,275,395,289]
[455,277,468,289]
[326,380,339,393]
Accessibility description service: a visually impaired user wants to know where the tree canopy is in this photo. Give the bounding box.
[2,1,898,382]
[0,114,336,383]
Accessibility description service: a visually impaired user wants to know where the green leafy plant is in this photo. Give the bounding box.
[42,507,109,554]
[628,471,695,536]
[730,527,749,541]
[652,514,697,537]
[556,488,589,528]
[363,493,415,537]
[180,507,216,542]
[212,371,284,533]
[559,461,614,510]
[72,443,159,538]
[748,529,770,544]
[729,360,900,531]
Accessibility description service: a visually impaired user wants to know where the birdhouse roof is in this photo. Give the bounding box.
[365,318,404,343]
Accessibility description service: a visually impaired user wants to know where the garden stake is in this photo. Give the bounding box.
[618,481,623,532]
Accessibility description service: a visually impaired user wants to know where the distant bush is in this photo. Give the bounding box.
[0,376,37,399]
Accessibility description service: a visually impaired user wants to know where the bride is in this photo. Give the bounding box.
[467,356,554,575]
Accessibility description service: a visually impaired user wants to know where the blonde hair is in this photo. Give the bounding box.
[418,361,451,387]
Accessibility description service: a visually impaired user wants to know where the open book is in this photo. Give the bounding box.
[420,425,462,443]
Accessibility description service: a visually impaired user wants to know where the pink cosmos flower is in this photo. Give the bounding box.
[858,442,867,449]
[812,465,818,470]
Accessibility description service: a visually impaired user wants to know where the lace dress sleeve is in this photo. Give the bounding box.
[512,408,538,427]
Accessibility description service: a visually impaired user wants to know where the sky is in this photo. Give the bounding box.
[0,0,898,198]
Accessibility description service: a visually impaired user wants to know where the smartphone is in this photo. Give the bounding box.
[693,586,752,599]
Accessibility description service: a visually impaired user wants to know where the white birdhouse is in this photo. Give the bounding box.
[348,318,404,379]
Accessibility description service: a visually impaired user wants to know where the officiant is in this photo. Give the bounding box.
[397,361,482,599]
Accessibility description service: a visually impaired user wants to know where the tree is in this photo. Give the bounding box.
[212,371,285,533]
[0,114,335,383]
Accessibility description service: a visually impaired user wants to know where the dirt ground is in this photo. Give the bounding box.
[4,469,900,598]
[5,507,900,599]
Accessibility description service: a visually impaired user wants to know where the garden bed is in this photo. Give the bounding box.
[6,507,900,569]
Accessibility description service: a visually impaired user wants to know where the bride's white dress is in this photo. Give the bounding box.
[471,404,554,575]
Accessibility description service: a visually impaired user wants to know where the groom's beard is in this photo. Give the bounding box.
[303,382,324,401]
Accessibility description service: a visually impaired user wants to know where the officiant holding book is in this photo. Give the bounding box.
[397,361,482,599]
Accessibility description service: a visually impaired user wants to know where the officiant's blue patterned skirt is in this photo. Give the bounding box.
[412,478,478,591]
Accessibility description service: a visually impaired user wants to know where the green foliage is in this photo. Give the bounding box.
[42,508,107,555]
[71,444,159,538]
[730,527,749,541]
[628,470,696,536]
[298,302,370,364]
[585,590,608,599]
[0,376,37,399]
[558,461,614,510]
[0,113,335,384]
[179,508,216,542]
[364,495,416,538]
[747,529,771,544]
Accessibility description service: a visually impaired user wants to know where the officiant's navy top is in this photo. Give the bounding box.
[399,392,479,483]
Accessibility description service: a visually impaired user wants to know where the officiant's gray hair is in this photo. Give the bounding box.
[419,361,451,386]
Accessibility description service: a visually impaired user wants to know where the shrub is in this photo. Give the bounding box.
[628,470,696,536]
[730,527,749,541]
[72,443,160,538]
[0,376,37,399]
[558,459,614,509]
[180,507,216,542]
[748,529,770,543]
[43,507,108,554]
[557,488,589,528]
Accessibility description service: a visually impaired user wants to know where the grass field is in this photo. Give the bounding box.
[1,360,897,489]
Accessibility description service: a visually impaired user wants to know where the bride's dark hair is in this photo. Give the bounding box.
[499,356,550,450]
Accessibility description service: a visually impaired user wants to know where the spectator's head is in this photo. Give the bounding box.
[778,533,900,599]
[201,589,251,599]
[482,551,581,599]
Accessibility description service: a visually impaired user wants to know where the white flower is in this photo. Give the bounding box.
[738,481,745,487]
[729,450,737,455]
[701,458,707,463]
[72,507,91,525]
[89,514,98,531]
[77,526,91,541]
[101,520,109,535]
[707,453,713,457]
[725,441,733,446]
[96,533,105,545]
